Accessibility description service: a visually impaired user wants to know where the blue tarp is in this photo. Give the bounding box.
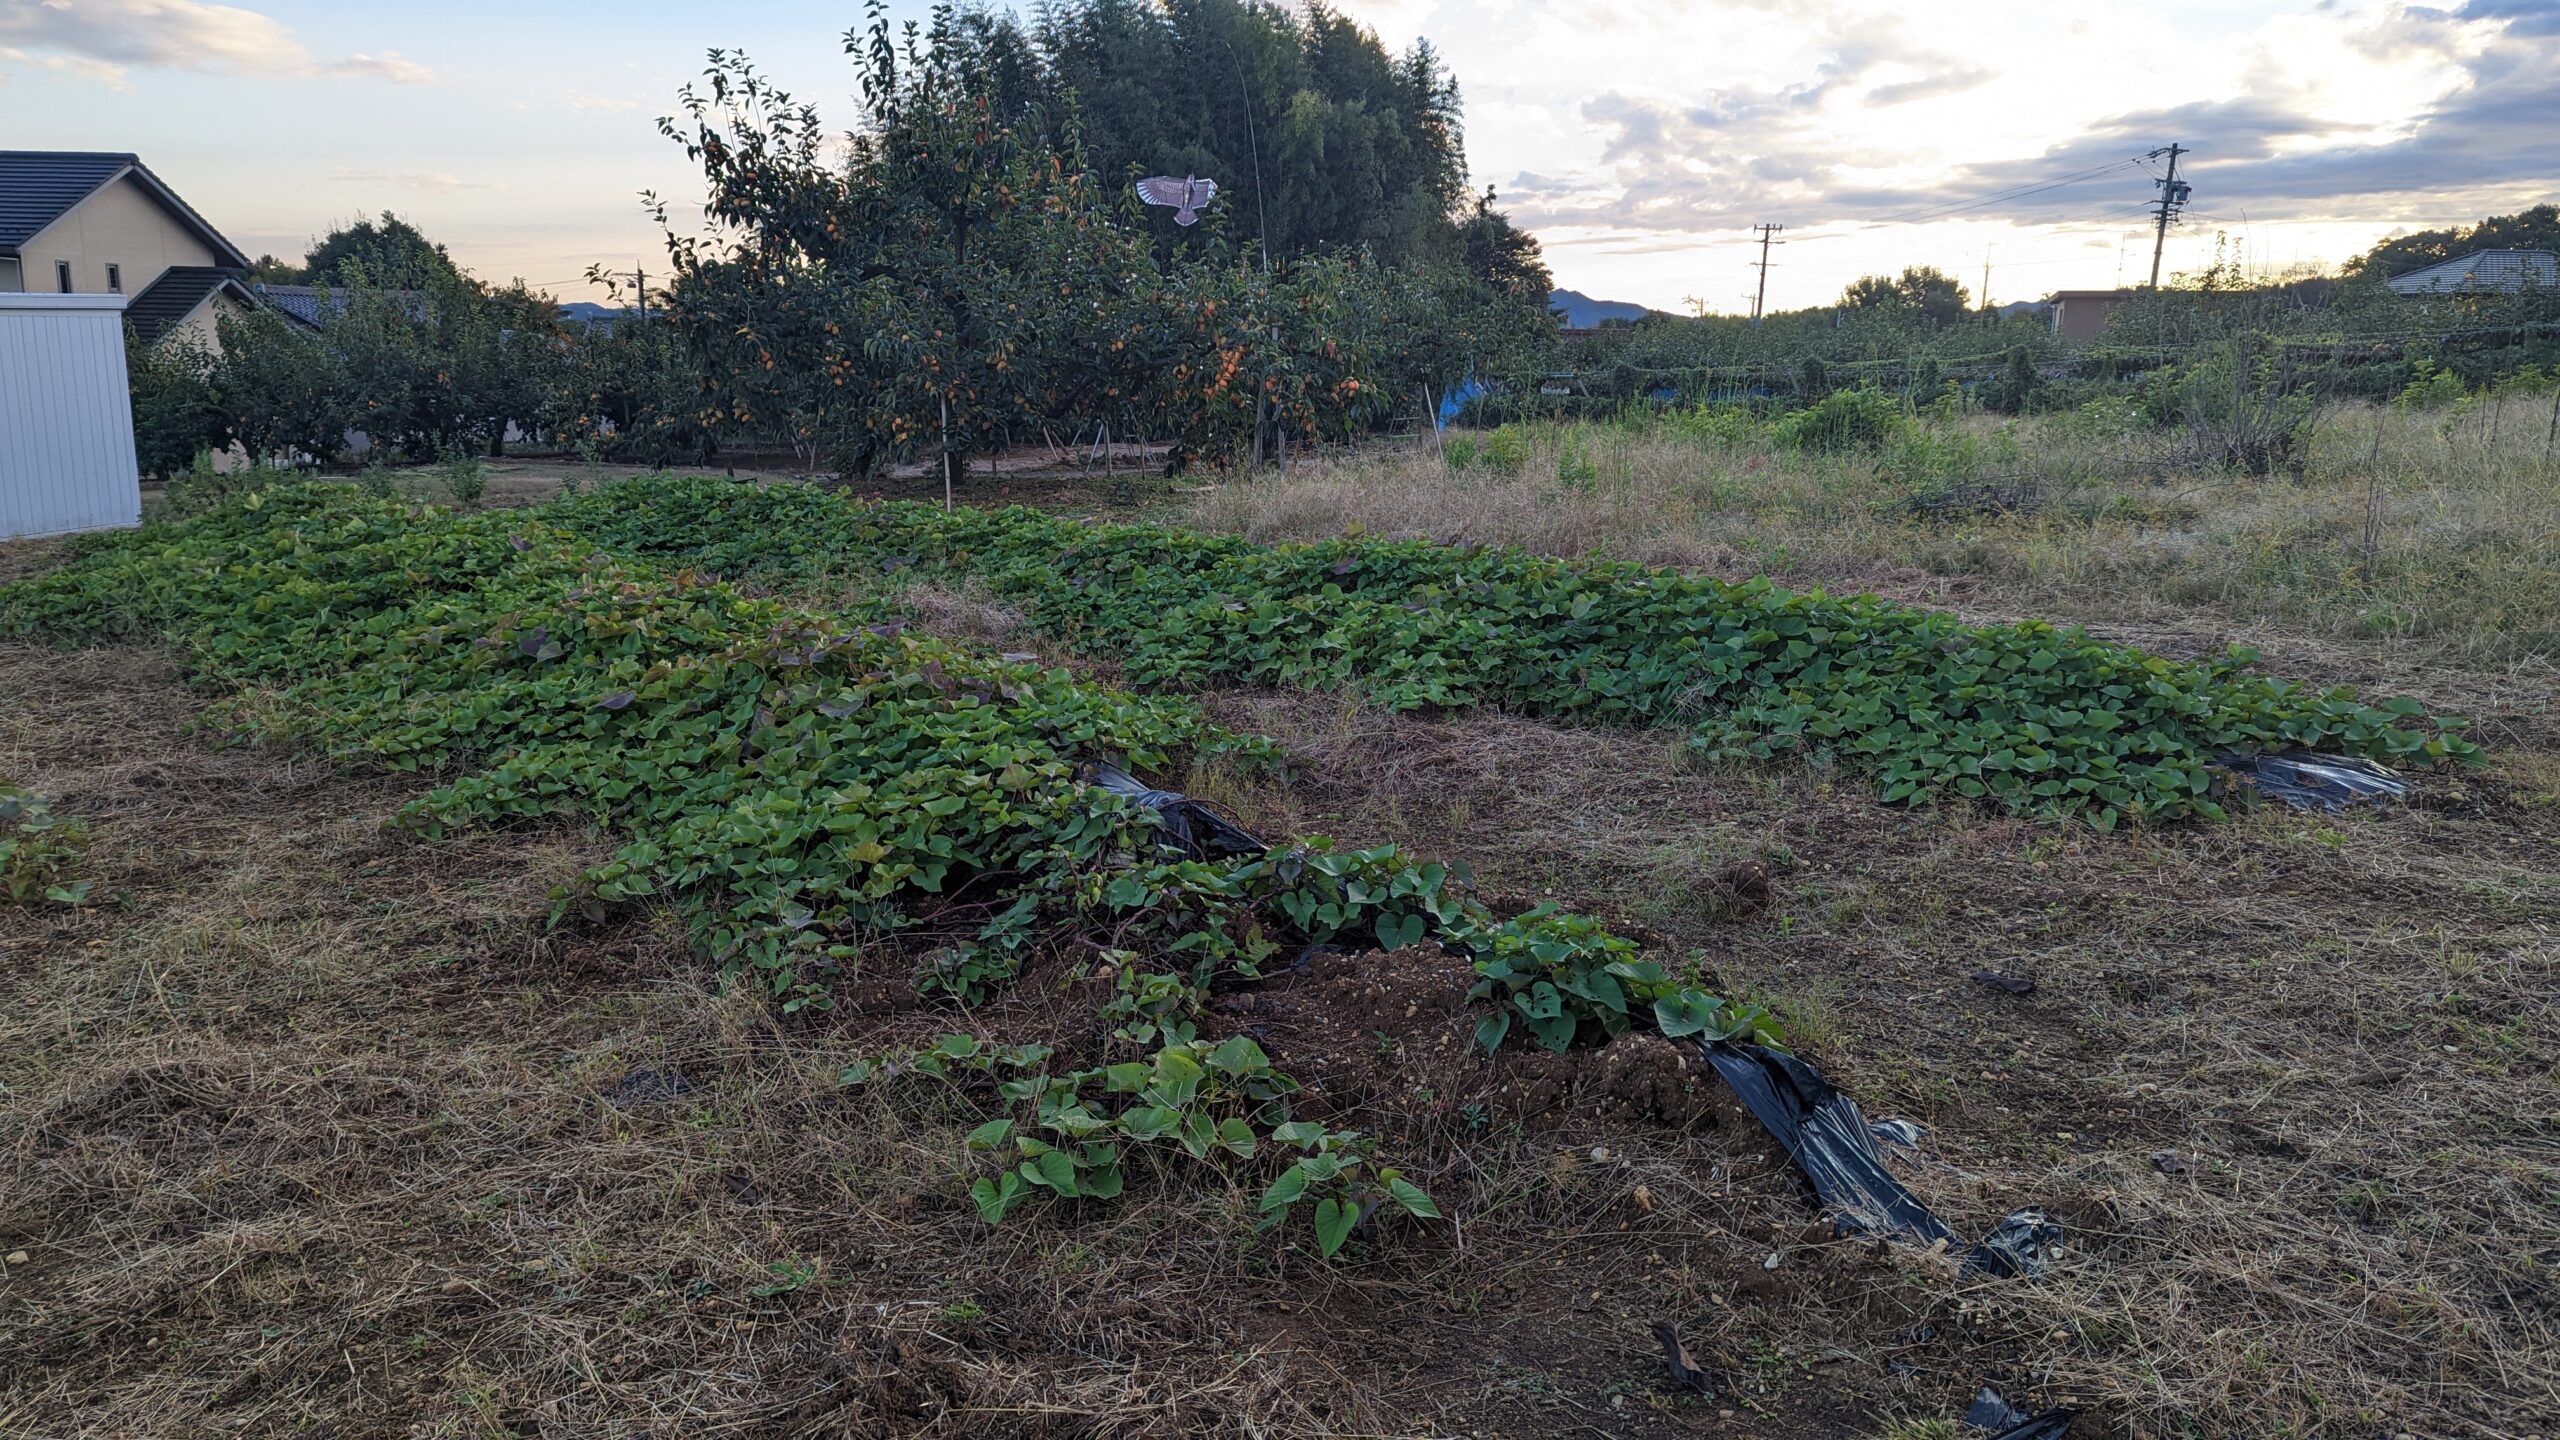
[1436,377,1488,429]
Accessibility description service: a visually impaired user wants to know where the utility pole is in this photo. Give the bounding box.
[2146,144,2189,290]
[1749,222,1785,324]
[634,267,647,323]
[1981,252,1991,311]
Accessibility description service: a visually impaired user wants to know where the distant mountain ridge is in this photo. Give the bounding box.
[1549,288,1653,326]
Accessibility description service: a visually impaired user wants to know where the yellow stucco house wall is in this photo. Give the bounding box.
[0,152,258,353]
[13,172,227,298]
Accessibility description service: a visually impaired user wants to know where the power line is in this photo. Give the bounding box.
[1788,156,2152,243]
[1873,160,2151,229]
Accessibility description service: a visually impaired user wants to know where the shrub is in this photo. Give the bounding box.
[437,446,487,506]
[1883,421,2010,488]
[1664,403,1760,448]
[2155,334,2317,477]
[1985,346,2042,415]
[1451,423,1534,473]
[2393,363,2468,412]
[127,330,226,480]
[1773,388,1908,453]
[2065,394,2147,441]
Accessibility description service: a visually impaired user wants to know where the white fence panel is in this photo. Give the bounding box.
[0,293,142,541]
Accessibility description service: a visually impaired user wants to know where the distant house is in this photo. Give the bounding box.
[250,282,351,329]
[127,267,262,347]
[2048,289,2136,343]
[0,150,260,352]
[250,282,457,334]
[2383,249,2559,296]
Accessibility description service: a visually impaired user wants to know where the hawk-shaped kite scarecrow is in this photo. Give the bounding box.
[1136,174,1219,226]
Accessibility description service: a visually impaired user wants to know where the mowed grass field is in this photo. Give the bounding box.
[4,402,2556,1439]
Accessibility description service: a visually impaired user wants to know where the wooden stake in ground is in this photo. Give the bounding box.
[940,395,954,512]
[1421,385,1447,467]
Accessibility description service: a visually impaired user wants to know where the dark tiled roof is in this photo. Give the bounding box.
[0,150,133,250]
[2386,249,2560,295]
[0,150,249,266]
[125,265,255,345]
[252,283,340,328]
[252,283,431,327]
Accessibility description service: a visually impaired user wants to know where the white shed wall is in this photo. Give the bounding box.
[0,293,142,541]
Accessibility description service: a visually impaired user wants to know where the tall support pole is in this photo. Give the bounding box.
[1750,222,1785,324]
[2147,144,2187,290]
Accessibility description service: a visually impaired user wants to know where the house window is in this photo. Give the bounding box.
[106,264,122,294]
[56,260,73,293]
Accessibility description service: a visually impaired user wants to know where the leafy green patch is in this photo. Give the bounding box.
[848,1032,1436,1256]
[1,785,90,907]
[553,476,2482,829]
[0,483,1755,1037]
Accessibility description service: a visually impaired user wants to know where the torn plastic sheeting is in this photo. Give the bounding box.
[2213,750,2406,812]
[1700,1041,1953,1245]
[1081,761,1267,861]
[1965,1384,2079,1438]
[1968,1208,2063,1279]
[1699,1041,2060,1278]
[1868,1118,1927,1149]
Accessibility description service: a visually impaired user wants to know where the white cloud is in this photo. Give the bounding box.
[326,50,435,85]
[563,89,640,114]
[0,0,298,73]
[330,167,489,192]
[0,42,129,87]
[0,0,433,84]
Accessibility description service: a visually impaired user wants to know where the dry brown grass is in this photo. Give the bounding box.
[1183,400,2560,670]
[0,640,2004,1440]
[1188,685,2560,1437]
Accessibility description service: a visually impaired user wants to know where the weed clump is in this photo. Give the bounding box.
[1773,387,1909,453]
[0,785,88,907]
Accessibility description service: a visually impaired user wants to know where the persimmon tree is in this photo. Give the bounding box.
[651,3,1522,479]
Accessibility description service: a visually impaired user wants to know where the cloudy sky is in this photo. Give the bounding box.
[3,0,2553,313]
